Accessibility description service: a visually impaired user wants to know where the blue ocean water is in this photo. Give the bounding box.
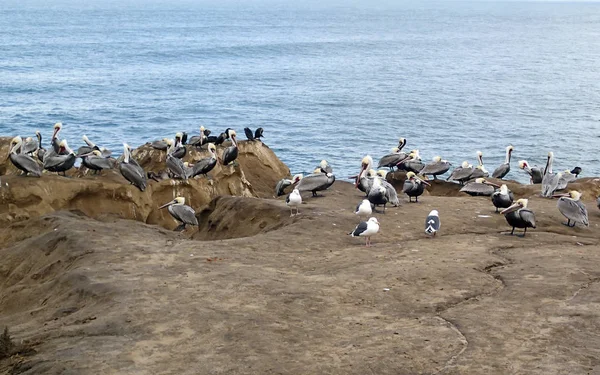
[1,0,599,182]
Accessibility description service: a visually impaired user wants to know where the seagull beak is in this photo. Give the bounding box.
[500,203,520,215]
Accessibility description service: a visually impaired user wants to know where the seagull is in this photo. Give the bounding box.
[159,197,198,231]
[425,210,440,236]
[355,199,374,220]
[349,217,380,247]
[286,188,302,216]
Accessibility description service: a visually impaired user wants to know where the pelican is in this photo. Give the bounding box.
[357,156,398,205]
[165,139,187,180]
[470,151,489,179]
[541,152,561,197]
[171,133,187,159]
[378,139,408,170]
[397,150,425,173]
[21,135,39,155]
[189,126,207,148]
[220,129,238,166]
[554,191,589,227]
[558,170,576,187]
[491,184,514,213]
[519,160,543,184]
[275,174,302,197]
[295,172,335,197]
[7,137,42,177]
[355,199,373,220]
[119,143,147,191]
[501,199,536,237]
[317,160,333,174]
[403,171,430,202]
[368,175,389,211]
[286,188,302,216]
[254,127,264,140]
[43,140,76,175]
[425,210,440,236]
[597,196,600,211]
[191,143,218,178]
[349,217,380,247]
[35,131,46,162]
[50,122,64,154]
[376,170,388,179]
[419,156,451,180]
[356,156,376,193]
[151,139,169,150]
[182,162,195,179]
[460,178,499,196]
[492,145,514,179]
[447,161,474,185]
[81,150,116,173]
[159,197,198,231]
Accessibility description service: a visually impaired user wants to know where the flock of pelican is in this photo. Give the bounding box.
[5,126,597,240]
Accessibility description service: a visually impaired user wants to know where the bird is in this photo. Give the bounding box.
[541,152,560,197]
[220,129,238,166]
[286,188,302,216]
[171,133,187,159]
[356,156,399,206]
[77,135,111,157]
[419,156,451,180]
[376,170,388,179]
[447,161,474,184]
[491,184,514,213]
[460,178,499,197]
[295,172,335,197]
[191,143,218,178]
[188,126,208,148]
[558,170,576,186]
[50,122,65,154]
[424,210,440,236]
[165,139,188,180]
[244,127,255,141]
[470,151,489,179]
[349,217,380,247]
[355,199,374,220]
[159,197,198,231]
[43,139,76,175]
[519,160,543,184]
[34,131,46,162]
[403,171,430,202]
[554,191,589,228]
[597,196,600,211]
[378,139,408,170]
[275,174,302,197]
[368,174,389,211]
[501,198,536,237]
[119,143,147,191]
[570,167,582,178]
[492,145,514,179]
[317,160,333,174]
[21,135,39,155]
[397,150,425,173]
[7,136,42,177]
[254,127,264,140]
[80,150,116,174]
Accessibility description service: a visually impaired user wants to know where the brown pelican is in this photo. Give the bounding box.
[8,137,42,177]
[501,199,536,237]
[159,197,198,231]
[597,196,600,211]
[492,145,514,179]
[34,131,46,162]
[357,156,398,206]
[209,131,228,146]
[151,138,169,151]
[470,151,489,179]
[190,143,218,178]
[317,160,333,174]
[554,191,589,227]
[349,217,380,247]
[286,188,302,216]
[491,184,514,213]
[368,174,389,211]
[519,160,543,184]
[188,126,207,148]
[403,171,430,202]
[355,199,374,220]
[77,135,112,158]
[376,170,388,179]
[170,133,187,159]
[397,150,425,173]
[119,143,147,191]
[419,156,451,179]
[81,150,116,173]
[460,178,499,196]
[425,210,440,236]
[21,135,39,155]
[220,129,238,166]
[378,138,408,170]
[295,172,335,197]
[275,174,303,197]
[165,139,187,180]
[356,156,375,193]
[43,140,76,175]
[50,122,64,154]
[447,161,474,184]
[541,152,561,197]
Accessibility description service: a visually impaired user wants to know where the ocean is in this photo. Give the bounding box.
[1,0,599,183]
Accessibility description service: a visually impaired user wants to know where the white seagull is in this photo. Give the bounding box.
[286,188,302,216]
[425,210,440,236]
[349,217,380,247]
[355,199,374,220]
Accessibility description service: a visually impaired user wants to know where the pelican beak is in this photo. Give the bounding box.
[159,200,176,209]
[552,193,569,198]
[417,176,430,186]
[484,181,500,188]
[500,203,521,215]
[79,151,95,157]
[395,155,411,167]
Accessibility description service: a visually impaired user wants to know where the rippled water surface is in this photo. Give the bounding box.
[1,1,599,182]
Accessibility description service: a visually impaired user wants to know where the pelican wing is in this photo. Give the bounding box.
[87,156,115,170]
[492,163,510,179]
[222,146,238,165]
[166,155,187,179]
[192,157,217,177]
[119,162,147,191]
[460,182,495,196]
[21,139,39,154]
[77,145,94,157]
[151,140,168,150]
[420,162,450,176]
[10,154,42,176]
[518,209,536,228]
[276,179,293,196]
[448,167,473,182]
[296,173,328,192]
[171,205,198,226]
[377,153,406,168]
[558,198,589,225]
[381,179,399,206]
